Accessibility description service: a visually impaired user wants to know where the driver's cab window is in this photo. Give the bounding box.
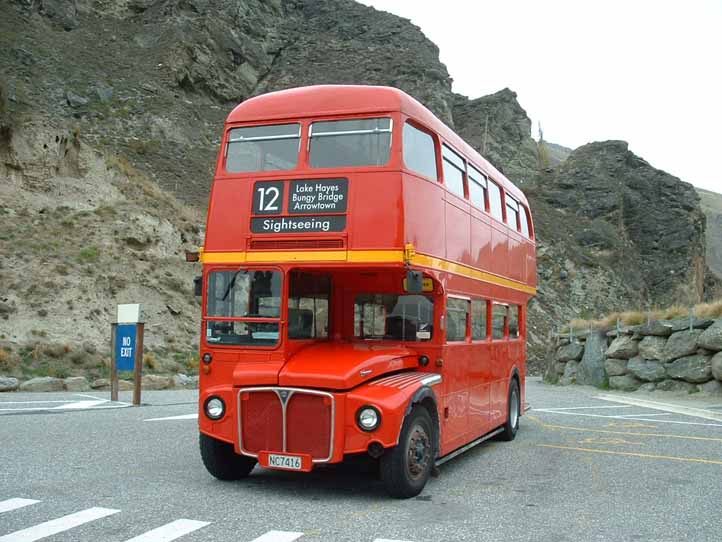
[288,272,330,339]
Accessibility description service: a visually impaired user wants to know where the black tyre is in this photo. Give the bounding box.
[380,406,435,499]
[199,432,256,480]
[499,378,520,441]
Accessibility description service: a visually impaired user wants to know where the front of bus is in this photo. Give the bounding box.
[195,87,443,490]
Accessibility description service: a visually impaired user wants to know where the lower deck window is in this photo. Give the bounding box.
[492,304,508,340]
[446,298,469,342]
[354,294,434,341]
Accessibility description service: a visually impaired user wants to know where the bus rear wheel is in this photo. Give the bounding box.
[499,378,520,441]
[199,432,256,480]
[380,406,434,498]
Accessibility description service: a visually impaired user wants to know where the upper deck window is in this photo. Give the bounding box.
[519,204,531,238]
[403,122,438,180]
[309,118,392,168]
[226,123,300,173]
[506,195,520,230]
[468,165,487,210]
[488,180,504,222]
[442,145,466,198]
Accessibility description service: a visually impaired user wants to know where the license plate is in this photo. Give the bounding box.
[267,453,303,471]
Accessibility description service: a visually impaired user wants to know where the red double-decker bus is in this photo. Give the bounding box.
[193,85,536,498]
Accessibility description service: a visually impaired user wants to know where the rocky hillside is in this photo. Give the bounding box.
[0,0,715,374]
[698,188,722,281]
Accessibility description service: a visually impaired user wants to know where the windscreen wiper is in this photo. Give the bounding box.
[222,269,247,301]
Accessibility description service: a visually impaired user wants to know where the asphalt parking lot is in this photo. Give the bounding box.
[1,378,721,542]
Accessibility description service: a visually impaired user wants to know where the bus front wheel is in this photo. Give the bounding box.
[499,378,520,441]
[199,432,256,480]
[380,406,434,498]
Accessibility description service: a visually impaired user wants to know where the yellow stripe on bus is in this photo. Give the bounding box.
[200,249,537,295]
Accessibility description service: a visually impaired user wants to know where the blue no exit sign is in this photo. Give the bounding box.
[116,324,137,371]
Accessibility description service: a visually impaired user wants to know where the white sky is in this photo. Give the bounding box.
[358,0,722,193]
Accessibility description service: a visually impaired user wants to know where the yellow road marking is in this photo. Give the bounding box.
[538,444,722,466]
[606,421,658,429]
[580,437,644,446]
[527,415,722,443]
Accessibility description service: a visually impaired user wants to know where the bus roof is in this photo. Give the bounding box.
[227,85,528,206]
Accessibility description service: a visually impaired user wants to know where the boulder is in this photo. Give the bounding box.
[711,352,722,381]
[609,374,642,391]
[638,335,667,360]
[605,335,639,359]
[0,376,20,392]
[173,374,199,389]
[638,321,673,337]
[604,358,628,376]
[560,361,578,386]
[669,318,714,332]
[656,379,697,393]
[662,330,702,362]
[697,380,722,396]
[91,378,133,391]
[627,357,666,382]
[19,376,64,392]
[141,374,172,390]
[698,320,722,352]
[665,355,712,383]
[577,331,608,387]
[556,342,584,362]
[553,361,567,375]
[63,376,90,392]
[638,383,657,392]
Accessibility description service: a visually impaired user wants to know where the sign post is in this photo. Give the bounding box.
[111,304,144,406]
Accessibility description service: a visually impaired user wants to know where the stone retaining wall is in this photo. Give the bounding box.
[0,374,198,393]
[549,318,722,394]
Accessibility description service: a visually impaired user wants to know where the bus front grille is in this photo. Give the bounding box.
[238,387,335,463]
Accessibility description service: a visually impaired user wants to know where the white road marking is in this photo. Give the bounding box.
[373,539,416,542]
[533,405,633,411]
[144,413,198,422]
[0,399,130,413]
[122,519,210,542]
[56,400,107,410]
[0,499,39,514]
[0,507,119,542]
[617,413,672,418]
[596,395,722,423]
[0,401,71,404]
[249,531,304,542]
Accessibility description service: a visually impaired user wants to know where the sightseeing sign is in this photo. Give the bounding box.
[251,179,348,234]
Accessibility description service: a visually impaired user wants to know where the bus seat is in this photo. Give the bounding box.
[385,315,417,341]
[288,308,314,339]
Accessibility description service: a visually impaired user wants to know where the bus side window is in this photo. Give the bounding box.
[519,205,531,238]
[403,122,438,180]
[441,144,466,199]
[509,305,520,338]
[492,304,507,340]
[446,298,469,342]
[488,180,504,222]
[471,299,487,340]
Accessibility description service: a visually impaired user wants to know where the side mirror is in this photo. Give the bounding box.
[405,270,424,293]
[194,276,202,297]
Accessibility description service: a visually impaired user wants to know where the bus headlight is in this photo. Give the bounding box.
[356,406,381,432]
[204,396,225,420]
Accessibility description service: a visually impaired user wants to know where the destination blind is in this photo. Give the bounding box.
[252,178,348,234]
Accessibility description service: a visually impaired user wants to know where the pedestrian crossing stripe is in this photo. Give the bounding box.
[0,498,416,541]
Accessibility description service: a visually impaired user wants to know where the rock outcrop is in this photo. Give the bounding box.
[0,0,716,377]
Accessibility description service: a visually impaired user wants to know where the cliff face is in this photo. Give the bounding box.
[545,141,706,305]
[0,0,713,373]
[698,188,722,283]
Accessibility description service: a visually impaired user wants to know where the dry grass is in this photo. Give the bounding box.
[565,298,722,332]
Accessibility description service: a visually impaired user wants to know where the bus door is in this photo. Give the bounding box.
[442,297,472,448]
[489,303,510,424]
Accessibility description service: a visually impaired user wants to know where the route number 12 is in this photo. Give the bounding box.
[253,181,284,215]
